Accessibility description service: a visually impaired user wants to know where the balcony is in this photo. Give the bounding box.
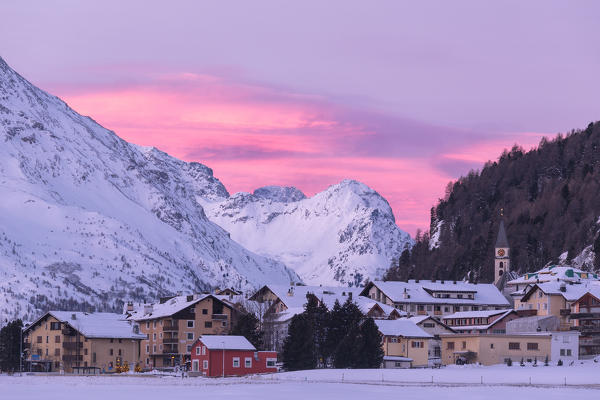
[62,342,83,350]
[162,348,180,354]
[560,309,571,316]
[62,355,83,362]
[162,323,179,331]
[212,314,228,321]
[163,338,179,344]
[417,310,427,315]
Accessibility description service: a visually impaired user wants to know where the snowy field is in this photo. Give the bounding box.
[2,363,600,400]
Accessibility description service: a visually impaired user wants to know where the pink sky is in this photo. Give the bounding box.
[2,1,598,235]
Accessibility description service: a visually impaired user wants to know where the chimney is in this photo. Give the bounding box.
[348,292,353,301]
[187,295,194,302]
[560,283,566,293]
[403,288,409,299]
[126,302,134,312]
[287,287,294,296]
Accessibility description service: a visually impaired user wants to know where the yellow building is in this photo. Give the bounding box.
[126,294,239,369]
[375,319,432,368]
[23,311,146,373]
[440,333,557,366]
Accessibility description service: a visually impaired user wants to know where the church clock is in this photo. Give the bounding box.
[497,249,505,257]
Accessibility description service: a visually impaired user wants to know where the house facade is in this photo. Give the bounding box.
[361,280,510,317]
[23,311,145,373]
[403,316,455,365]
[375,319,432,368]
[569,290,600,357]
[126,294,238,369]
[190,335,277,377]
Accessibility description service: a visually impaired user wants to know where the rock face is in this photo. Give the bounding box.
[200,180,413,286]
[0,57,299,322]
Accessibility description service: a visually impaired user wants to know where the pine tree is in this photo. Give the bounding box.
[0,319,23,371]
[305,296,330,367]
[282,313,316,371]
[353,318,384,368]
[231,312,263,350]
[331,299,363,368]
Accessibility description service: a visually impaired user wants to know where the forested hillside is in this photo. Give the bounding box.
[386,121,600,283]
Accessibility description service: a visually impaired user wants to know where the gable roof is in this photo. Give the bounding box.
[254,284,363,310]
[442,309,516,331]
[26,311,146,339]
[520,281,600,302]
[508,265,600,286]
[404,315,455,332]
[127,294,230,321]
[198,335,256,351]
[374,319,433,338]
[362,280,509,306]
[442,309,514,320]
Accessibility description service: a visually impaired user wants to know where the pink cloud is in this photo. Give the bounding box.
[54,72,544,235]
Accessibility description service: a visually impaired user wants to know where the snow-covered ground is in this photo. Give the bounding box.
[2,363,600,400]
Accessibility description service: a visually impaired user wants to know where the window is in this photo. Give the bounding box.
[203,360,208,370]
[202,346,206,355]
[159,333,162,339]
[118,349,122,356]
[527,343,538,351]
[50,322,61,330]
[222,322,227,327]
[447,342,455,350]
[202,309,208,315]
[508,342,520,350]
[153,321,157,328]
[46,336,49,343]
[92,353,96,363]
[423,322,435,328]
[434,306,441,312]
[118,339,122,343]
[159,344,163,351]
[560,349,572,356]
[490,343,494,349]
[457,294,463,299]
[109,349,114,356]
[245,357,252,368]
[84,348,88,356]
[54,348,60,356]
[539,291,543,298]
[192,360,199,372]
[190,307,195,314]
[567,349,572,356]
[153,333,156,340]
[196,346,201,355]
[205,321,212,328]
[146,345,149,353]
[411,341,423,348]
[187,332,194,340]
[45,348,48,356]
[55,335,61,343]
[146,322,150,329]
[266,358,276,368]
[390,337,398,343]
[233,357,240,368]
[153,345,156,353]
[186,345,192,353]
[187,321,194,328]
[426,305,432,311]
[462,341,466,350]
[37,336,42,343]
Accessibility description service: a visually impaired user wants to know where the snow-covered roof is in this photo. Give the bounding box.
[262,284,363,310]
[199,335,256,351]
[442,309,513,320]
[36,312,146,339]
[375,319,433,338]
[126,294,228,321]
[507,265,600,286]
[366,280,510,306]
[522,281,600,302]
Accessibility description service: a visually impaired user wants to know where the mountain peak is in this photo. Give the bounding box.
[253,186,306,203]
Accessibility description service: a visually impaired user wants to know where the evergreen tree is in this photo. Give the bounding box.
[0,319,23,372]
[354,318,384,368]
[305,296,330,367]
[231,312,263,350]
[282,313,316,371]
[330,299,363,368]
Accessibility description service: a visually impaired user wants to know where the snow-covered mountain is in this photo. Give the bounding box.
[199,181,413,286]
[0,57,299,322]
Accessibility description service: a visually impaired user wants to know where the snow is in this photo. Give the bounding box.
[508,265,600,286]
[200,180,414,286]
[33,311,146,339]
[2,363,600,400]
[369,280,510,307]
[375,319,433,338]
[127,294,213,321]
[0,56,300,322]
[199,335,256,351]
[443,309,513,319]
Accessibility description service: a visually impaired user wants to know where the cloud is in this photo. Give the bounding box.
[53,71,545,234]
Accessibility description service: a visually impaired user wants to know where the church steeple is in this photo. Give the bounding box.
[494,214,510,286]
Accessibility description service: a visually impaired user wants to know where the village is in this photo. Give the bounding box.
[13,222,600,377]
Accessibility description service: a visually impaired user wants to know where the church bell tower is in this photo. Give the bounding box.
[494,214,510,286]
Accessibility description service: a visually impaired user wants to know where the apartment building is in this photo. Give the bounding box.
[23,311,145,373]
[126,293,238,369]
[375,319,433,368]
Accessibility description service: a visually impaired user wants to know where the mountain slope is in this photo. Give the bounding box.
[0,56,299,322]
[385,122,600,283]
[199,180,413,286]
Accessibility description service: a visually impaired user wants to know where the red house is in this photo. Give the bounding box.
[190,335,277,377]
